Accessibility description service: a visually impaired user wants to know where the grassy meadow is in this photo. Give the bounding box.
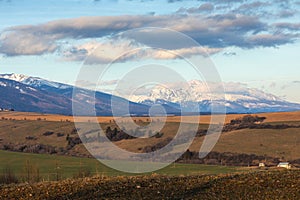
[0,150,240,181]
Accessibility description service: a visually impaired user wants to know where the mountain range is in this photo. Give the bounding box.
[0,74,161,116]
[0,73,299,115]
[128,80,300,113]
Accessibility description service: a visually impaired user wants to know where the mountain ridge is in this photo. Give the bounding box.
[127,80,300,113]
[0,74,179,116]
[0,73,300,115]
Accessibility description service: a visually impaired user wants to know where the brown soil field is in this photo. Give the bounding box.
[1,170,299,199]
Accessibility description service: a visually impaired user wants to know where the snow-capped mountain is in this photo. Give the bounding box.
[0,73,71,91]
[0,74,179,116]
[127,80,300,113]
[0,73,30,82]
[1,74,300,114]
[0,78,73,114]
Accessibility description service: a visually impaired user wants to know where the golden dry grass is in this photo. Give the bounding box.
[1,111,299,160]
[188,128,300,161]
[1,111,300,124]
[166,111,300,124]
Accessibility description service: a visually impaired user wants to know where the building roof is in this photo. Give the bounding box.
[278,162,290,165]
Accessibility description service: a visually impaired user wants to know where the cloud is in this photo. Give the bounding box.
[236,1,269,10]
[150,46,222,59]
[223,82,249,93]
[229,1,272,16]
[178,3,214,13]
[75,80,96,88]
[246,34,296,47]
[203,0,246,4]
[7,15,159,39]
[223,52,236,56]
[167,0,183,3]
[0,31,58,56]
[100,79,119,86]
[64,38,222,63]
[185,1,297,19]
[64,39,143,63]
[75,79,120,90]
[269,82,276,88]
[274,22,300,31]
[278,10,296,18]
[0,12,299,58]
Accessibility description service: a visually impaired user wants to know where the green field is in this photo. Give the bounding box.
[0,150,240,181]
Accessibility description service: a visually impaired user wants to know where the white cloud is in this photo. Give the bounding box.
[0,31,57,56]
[63,38,222,63]
[0,10,298,58]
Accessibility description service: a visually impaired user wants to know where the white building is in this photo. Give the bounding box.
[277,162,291,169]
[259,163,265,167]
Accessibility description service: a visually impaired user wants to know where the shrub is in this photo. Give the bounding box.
[21,160,40,183]
[71,128,78,135]
[151,132,164,138]
[73,167,92,179]
[0,166,18,185]
[56,133,65,137]
[43,131,54,136]
[25,136,37,140]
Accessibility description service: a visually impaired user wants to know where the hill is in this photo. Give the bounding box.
[1,170,299,199]
[0,111,299,164]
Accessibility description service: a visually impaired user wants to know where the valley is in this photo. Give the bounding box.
[0,111,299,166]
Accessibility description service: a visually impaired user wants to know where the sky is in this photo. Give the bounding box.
[0,0,300,102]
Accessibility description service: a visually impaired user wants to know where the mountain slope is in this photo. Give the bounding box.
[0,75,179,116]
[0,78,73,114]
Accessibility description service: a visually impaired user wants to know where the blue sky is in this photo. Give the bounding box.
[0,0,300,102]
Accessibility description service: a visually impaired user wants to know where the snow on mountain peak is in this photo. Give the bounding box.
[126,80,290,113]
[0,73,71,90]
[0,73,30,82]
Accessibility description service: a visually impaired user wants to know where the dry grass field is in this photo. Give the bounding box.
[188,128,300,160]
[1,111,300,124]
[0,111,299,161]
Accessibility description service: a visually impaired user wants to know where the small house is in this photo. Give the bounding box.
[277,162,291,169]
[259,163,265,167]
